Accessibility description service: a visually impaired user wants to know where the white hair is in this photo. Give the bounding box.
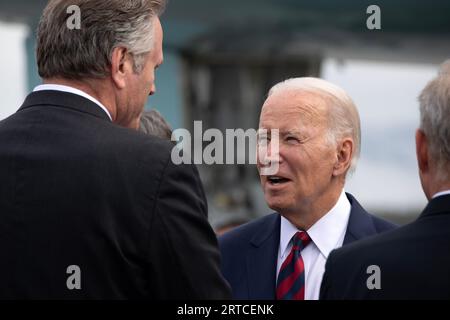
[268,77,361,174]
[418,60,450,180]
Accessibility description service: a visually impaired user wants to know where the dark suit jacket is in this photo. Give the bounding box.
[320,194,450,300]
[0,90,231,299]
[219,193,396,299]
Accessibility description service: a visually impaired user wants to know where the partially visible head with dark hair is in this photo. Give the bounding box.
[139,110,172,140]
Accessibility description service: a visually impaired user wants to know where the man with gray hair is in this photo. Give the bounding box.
[320,61,450,300]
[219,77,395,300]
[0,0,230,299]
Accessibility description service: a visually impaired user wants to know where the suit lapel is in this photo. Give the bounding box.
[244,194,381,297]
[343,193,377,245]
[246,214,280,299]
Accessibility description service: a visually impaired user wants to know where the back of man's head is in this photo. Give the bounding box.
[139,109,172,140]
[418,60,450,181]
[36,0,166,80]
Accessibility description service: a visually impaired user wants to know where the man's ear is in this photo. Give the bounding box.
[333,138,353,177]
[416,129,429,174]
[110,47,129,89]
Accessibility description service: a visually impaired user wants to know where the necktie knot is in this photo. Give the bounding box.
[292,231,311,252]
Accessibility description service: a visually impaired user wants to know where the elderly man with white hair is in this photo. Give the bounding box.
[320,60,450,300]
[219,77,396,300]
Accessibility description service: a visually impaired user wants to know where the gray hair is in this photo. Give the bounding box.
[139,110,172,140]
[418,60,450,179]
[268,77,361,174]
[37,0,166,79]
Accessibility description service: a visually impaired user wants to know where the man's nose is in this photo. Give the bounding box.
[149,84,156,96]
[258,141,282,176]
[258,140,282,167]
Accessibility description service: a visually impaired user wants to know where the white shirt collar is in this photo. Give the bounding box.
[279,189,351,259]
[33,84,112,121]
[432,189,450,199]
[279,215,302,261]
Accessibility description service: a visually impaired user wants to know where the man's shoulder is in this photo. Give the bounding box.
[5,91,176,164]
[104,124,173,155]
[323,208,450,299]
[346,193,397,236]
[331,220,415,270]
[321,227,397,299]
[79,119,174,171]
[371,214,397,232]
[331,194,450,270]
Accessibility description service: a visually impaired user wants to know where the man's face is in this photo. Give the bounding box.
[257,90,337,216]
[123,17,164,129]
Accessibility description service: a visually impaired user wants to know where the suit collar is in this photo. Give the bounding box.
[33,84,112,121]
[247,214,280,299]
[251,193,375,247]
[431,189,450,199]
[306,190,351,258]
[18,90,111,122]
[419,194,450,219]
[245,193,374,298]
[278,190,351,260]
[249,213,280,247]
[343,193,377,244]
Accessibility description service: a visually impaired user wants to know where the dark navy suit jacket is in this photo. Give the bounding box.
[219,193,396,299]
[320,194,450,300]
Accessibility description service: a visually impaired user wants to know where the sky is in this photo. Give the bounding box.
[323,59,437,214]
[0,21,439,216]
[0,21,28,120]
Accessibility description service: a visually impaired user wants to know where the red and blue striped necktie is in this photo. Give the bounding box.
[276,231,312,300]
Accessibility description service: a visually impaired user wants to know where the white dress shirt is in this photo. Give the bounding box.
[33,84,112,121]
[432,189,450,199]
[276,190,351,300]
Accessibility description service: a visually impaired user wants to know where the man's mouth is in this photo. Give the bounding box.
[267,175,290,185]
